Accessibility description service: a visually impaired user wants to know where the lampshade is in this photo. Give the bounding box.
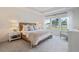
[10,20,19,31]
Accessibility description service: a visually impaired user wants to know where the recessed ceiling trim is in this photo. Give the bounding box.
[45,12,67,17]
[27,7,73,16]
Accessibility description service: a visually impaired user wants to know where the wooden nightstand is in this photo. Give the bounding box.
[8,31,21,41]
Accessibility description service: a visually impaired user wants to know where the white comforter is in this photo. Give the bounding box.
[22,29,51,45]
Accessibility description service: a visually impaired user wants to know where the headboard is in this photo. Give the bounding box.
[19,22,36,31]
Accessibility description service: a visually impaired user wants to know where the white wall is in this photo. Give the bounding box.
[67,8,79,29]
[0,7,44,42]
[69,31,79,52]
[68,7,79,51]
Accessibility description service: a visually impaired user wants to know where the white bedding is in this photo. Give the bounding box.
[22,29,52,46]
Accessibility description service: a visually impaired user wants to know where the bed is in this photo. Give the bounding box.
[19,23,52,47]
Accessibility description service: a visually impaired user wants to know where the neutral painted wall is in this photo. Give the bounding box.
[69,31,79,52]
[68,7,79,51]
[67,8,79,29]
[0,7,44,42]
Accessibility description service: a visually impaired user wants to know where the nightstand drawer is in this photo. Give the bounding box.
[8,31,21,41]
[11,34,20,38]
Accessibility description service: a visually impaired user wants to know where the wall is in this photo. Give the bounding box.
[67,8,79,29]
[68,7,79,51]
[69,31,79,52]
[0,7,44,42]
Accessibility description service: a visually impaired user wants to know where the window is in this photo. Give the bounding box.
[44,17,68,31]
[44,19,51,29]
[51,18,60,30]
[61,17,68,31]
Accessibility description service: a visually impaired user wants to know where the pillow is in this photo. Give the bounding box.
[33,25,39,30]
[23,25,34,31]
[23,25,29,31]
[30,25,34,31]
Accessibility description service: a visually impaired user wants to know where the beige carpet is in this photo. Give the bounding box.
[0,36,68,52]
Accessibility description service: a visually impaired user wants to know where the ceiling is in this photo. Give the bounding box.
[30,7,52,13]
[29,7,73,16]
[31,7,63,13]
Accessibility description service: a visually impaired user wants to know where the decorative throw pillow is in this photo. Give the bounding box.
[33,25,38,30]
[23,25,35,31]
[23,25,29,31]
[30,25,34,31]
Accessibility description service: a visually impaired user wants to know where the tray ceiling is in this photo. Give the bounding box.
[28,7,73,16]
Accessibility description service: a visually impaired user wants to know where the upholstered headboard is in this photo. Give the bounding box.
[19,22,36,31]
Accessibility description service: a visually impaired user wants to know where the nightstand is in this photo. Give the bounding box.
[8,31,21,41]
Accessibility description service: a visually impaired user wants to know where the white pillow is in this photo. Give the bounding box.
[23,25,34,31]
[30,25,34,31]
[23,25,29,31]
[33,25,39,30]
